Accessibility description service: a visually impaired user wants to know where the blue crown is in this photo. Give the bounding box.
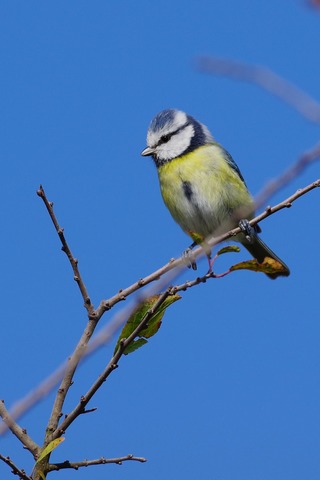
[149,109,178,132]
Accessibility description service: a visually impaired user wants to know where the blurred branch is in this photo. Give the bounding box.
[255,142,320,208]
[307,0,320,9]
[0,363,68,436]
[1,178,319,437]
[250,178,319,224]
[50,289,173,439]
[0,253,179,437]
[198,57,320,204]
[0,454,32,480]
[49,454,147,471]
[97,179,320,296]
[197,56,320,124]
[0,401,39,457]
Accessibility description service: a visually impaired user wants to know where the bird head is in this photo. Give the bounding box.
[141,109,214,166]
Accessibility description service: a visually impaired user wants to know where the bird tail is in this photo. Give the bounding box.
[243,236,290,279]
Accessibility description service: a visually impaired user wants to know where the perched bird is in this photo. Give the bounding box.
[141,109,290,279]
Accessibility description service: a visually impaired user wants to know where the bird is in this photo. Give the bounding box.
[141,109,290,279]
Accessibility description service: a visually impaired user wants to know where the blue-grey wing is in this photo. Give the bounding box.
[221,147,247,187]
[221,147,261,231]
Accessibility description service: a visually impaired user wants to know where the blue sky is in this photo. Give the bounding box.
[0,1,319,479]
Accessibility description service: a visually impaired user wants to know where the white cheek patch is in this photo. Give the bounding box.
[157,124,194,161]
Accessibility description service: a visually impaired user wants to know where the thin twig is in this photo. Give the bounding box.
[49,454,147,471]
[94,258,178,317]
[0,401,39,457]
[197,56,320,123]
[37,185,95,315]
[36,186,103,439]
[250,179,320,225]
[50,290,173,439]
[73,179,320,363]
[1,179,319,436]
[0,454,32,480]
[96,178,320,313]
[0,267,180,437]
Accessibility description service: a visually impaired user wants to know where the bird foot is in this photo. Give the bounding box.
[239,219,256,244]
[182,247,197,270]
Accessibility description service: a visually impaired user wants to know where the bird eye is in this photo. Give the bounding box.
[159,134,171,145]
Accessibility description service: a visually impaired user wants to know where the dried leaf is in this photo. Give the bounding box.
[231,256,287,275]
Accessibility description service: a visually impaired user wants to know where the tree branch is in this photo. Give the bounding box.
[96,178,320,313]
[46,173,319,438]
[1,179,319,436]
[0,454,32,480]
[51,290,173,439]
[255,142,320,208]
[49,454,146,471]
[197,56,320,124]
[36,186,102,438]
[36,185,95,316]
[0,363,68,437]
[0,401,39,457]
[45,318,99,437]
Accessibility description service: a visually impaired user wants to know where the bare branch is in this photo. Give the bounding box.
[37,185,95,316]
[36,185,102,439]
[202,178,319,253]
[0,271,177,437]
[49,180,320,439]
[1,179,319,436]
[95,180,320,303]
[0,454,32,480]
[51,290,173,438]
[49,454,147,471]
[0,401,39,457]
[47,171,319,437]
[94,258,177,317]
[97,178,320,312]
[45,319,98,437]
[197,56,320,124]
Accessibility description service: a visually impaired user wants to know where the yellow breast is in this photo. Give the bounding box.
[157,144,254,239]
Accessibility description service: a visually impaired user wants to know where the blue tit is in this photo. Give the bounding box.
[141,109,290,279]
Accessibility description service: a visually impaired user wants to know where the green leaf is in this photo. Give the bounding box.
[230,256,287,275]
[114,294,181,356]
[36,438,65,464]
[217,245,241,256]
[123,338,148,355]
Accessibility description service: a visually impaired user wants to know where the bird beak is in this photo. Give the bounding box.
[141,146,154,156]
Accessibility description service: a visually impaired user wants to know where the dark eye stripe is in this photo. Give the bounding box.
[158,133,171,145]
[157,122,190,147]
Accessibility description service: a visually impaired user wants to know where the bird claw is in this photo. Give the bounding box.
[182,247,197,270]
[239,219,256,244]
